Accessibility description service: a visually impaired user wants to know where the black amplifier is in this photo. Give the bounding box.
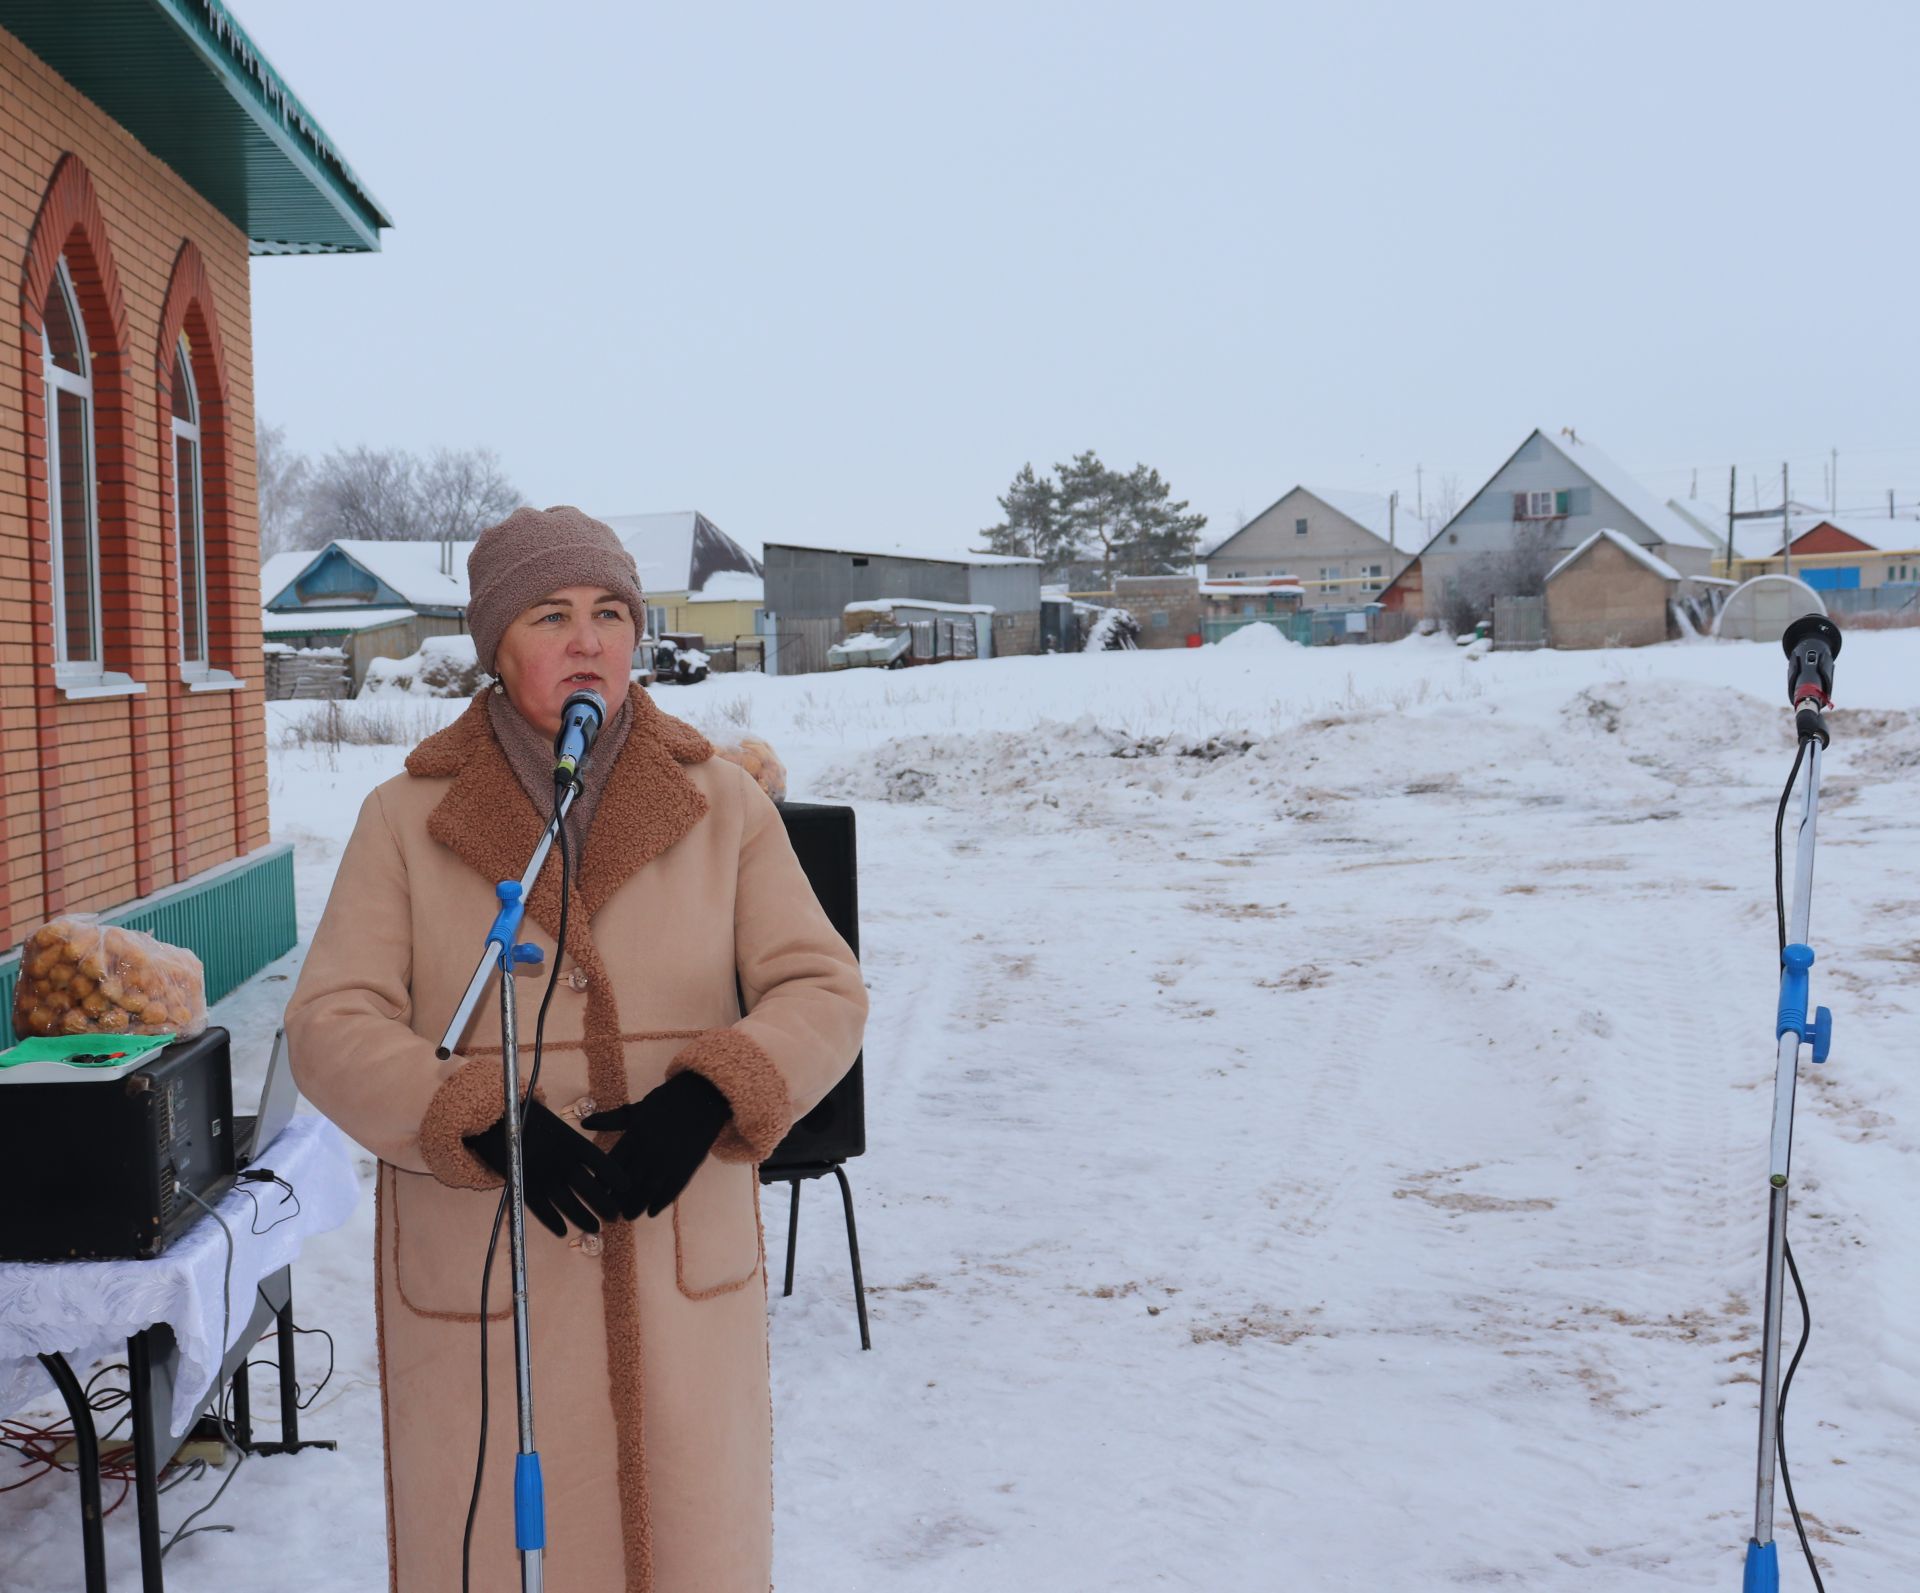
[0,1026,235,1261]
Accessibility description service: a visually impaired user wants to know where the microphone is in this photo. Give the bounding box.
[1781,613,1841,747]
[553,689,607,785]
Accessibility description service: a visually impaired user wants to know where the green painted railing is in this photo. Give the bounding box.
[0,844,297,1048]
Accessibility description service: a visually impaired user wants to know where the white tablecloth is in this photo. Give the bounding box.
[0,1115,361,1431]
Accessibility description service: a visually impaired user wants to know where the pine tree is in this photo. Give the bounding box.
[980,463,1064,564]
[1056,450,1130,589]
[1113,464,1208,576]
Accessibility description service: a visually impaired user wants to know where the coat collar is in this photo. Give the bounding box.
[406,684,713,947]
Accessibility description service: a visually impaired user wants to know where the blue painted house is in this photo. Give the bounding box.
[262,540,472,692]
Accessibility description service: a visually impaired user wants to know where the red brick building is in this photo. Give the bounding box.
[0,4,388,1028]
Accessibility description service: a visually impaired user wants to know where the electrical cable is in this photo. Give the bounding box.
[168,1184,244,1554]
[462,781,574,1593]
[1773,735,1826,1591]
[235,1168,301,1236]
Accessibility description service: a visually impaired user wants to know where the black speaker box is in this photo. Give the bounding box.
[764,802,865,1170]
[0,1026,236,1260]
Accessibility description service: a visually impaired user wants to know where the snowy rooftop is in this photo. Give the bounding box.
[845,597,996,615]
[1546,527,1683,584]
[771,538,1041,568]
[1543,431,1713,551]
[324,540,474,608]
[686,570,765,604]
[259,549,317,606]
[1200,581,1305,597]
[600,511,762,595]
[260,605,418,634]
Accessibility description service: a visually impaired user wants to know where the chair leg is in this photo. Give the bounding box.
[783,1178,801,1298]
[832,1165,872,1351]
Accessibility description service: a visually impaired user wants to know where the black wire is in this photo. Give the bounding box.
[1772,734,1825,1590]
[235,1172,301,1236]
[1779,1237,1825,1591]
[1775,738,1807,957]
[167,1185,243,1554]
[463,779,574,1592]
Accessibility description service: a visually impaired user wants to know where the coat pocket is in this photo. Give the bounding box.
[389,1164,512,1321]
[672,1154,761,1299]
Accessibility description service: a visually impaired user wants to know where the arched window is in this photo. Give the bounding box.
[42,255,101,668]
[171,335,207,667]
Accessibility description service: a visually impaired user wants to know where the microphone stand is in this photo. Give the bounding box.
[1743,615,1842,1593]
[437,776,580,1593]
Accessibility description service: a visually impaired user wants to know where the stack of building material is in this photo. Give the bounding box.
[263,644,350,700]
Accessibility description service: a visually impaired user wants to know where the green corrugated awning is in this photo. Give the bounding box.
[2,0,392,254]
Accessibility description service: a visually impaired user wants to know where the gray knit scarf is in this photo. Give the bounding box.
[486,686,635,865]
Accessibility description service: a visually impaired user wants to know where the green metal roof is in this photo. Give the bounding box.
[2,0,392,254]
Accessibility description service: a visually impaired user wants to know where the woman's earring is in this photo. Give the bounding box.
[492,680,505,695]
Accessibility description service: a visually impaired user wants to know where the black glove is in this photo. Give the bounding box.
[582,1072,733,1219]
[464,1099,634,1239]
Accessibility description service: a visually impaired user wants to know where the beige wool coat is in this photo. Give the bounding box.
[284,685,868,1592]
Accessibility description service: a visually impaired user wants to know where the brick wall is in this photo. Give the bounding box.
[0,26,266,950]
[1544,539,1671,650]
[990,609,1041,658]
[1114,576,1203,649]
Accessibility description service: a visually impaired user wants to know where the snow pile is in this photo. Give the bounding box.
[1082,607,1139,651]
[1216,618,1293,651]
[360,634,487,698]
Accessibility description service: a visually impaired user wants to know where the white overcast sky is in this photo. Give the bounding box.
[241,0,1920,555]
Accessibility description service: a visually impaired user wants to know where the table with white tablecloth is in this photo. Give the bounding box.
[0,1114,361,1591]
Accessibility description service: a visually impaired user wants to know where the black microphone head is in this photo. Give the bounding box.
[1781,613,1842,663]
[1782,612,1840,713]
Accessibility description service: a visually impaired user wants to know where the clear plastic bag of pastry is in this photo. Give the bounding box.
[11,915,208,1039]
[713,737,788,802]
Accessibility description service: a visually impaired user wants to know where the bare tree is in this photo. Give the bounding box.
[1441,522,1559,634]
[256,420,312,556]
[303,446,423,542]
[1427,472,1464,535]
[417,447,523,540]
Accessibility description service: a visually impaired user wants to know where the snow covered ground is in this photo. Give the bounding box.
[6,630,1919,1589]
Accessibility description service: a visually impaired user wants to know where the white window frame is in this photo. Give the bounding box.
[44,258,106,678]
[172,338,210,673]
[1523,490,1558,520]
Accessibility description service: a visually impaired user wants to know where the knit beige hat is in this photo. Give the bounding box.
[466,505,646,674]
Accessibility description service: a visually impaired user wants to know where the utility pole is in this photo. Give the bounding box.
[1782,463,1792,581]
[1389,490,1398,583]
[1416,464,1424,523]
[1727,466,1737,580]
[1830,446,1838,514]
[1891,489,1897,520]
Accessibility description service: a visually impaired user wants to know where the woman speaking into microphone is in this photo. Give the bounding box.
[285,506,868,1592]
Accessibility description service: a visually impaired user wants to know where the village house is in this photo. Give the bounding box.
[603,510,764,661]
[261,539,470,694]
[0,4,389,1034]
[1381,428,1715,622]
[1201,486,1413,609]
